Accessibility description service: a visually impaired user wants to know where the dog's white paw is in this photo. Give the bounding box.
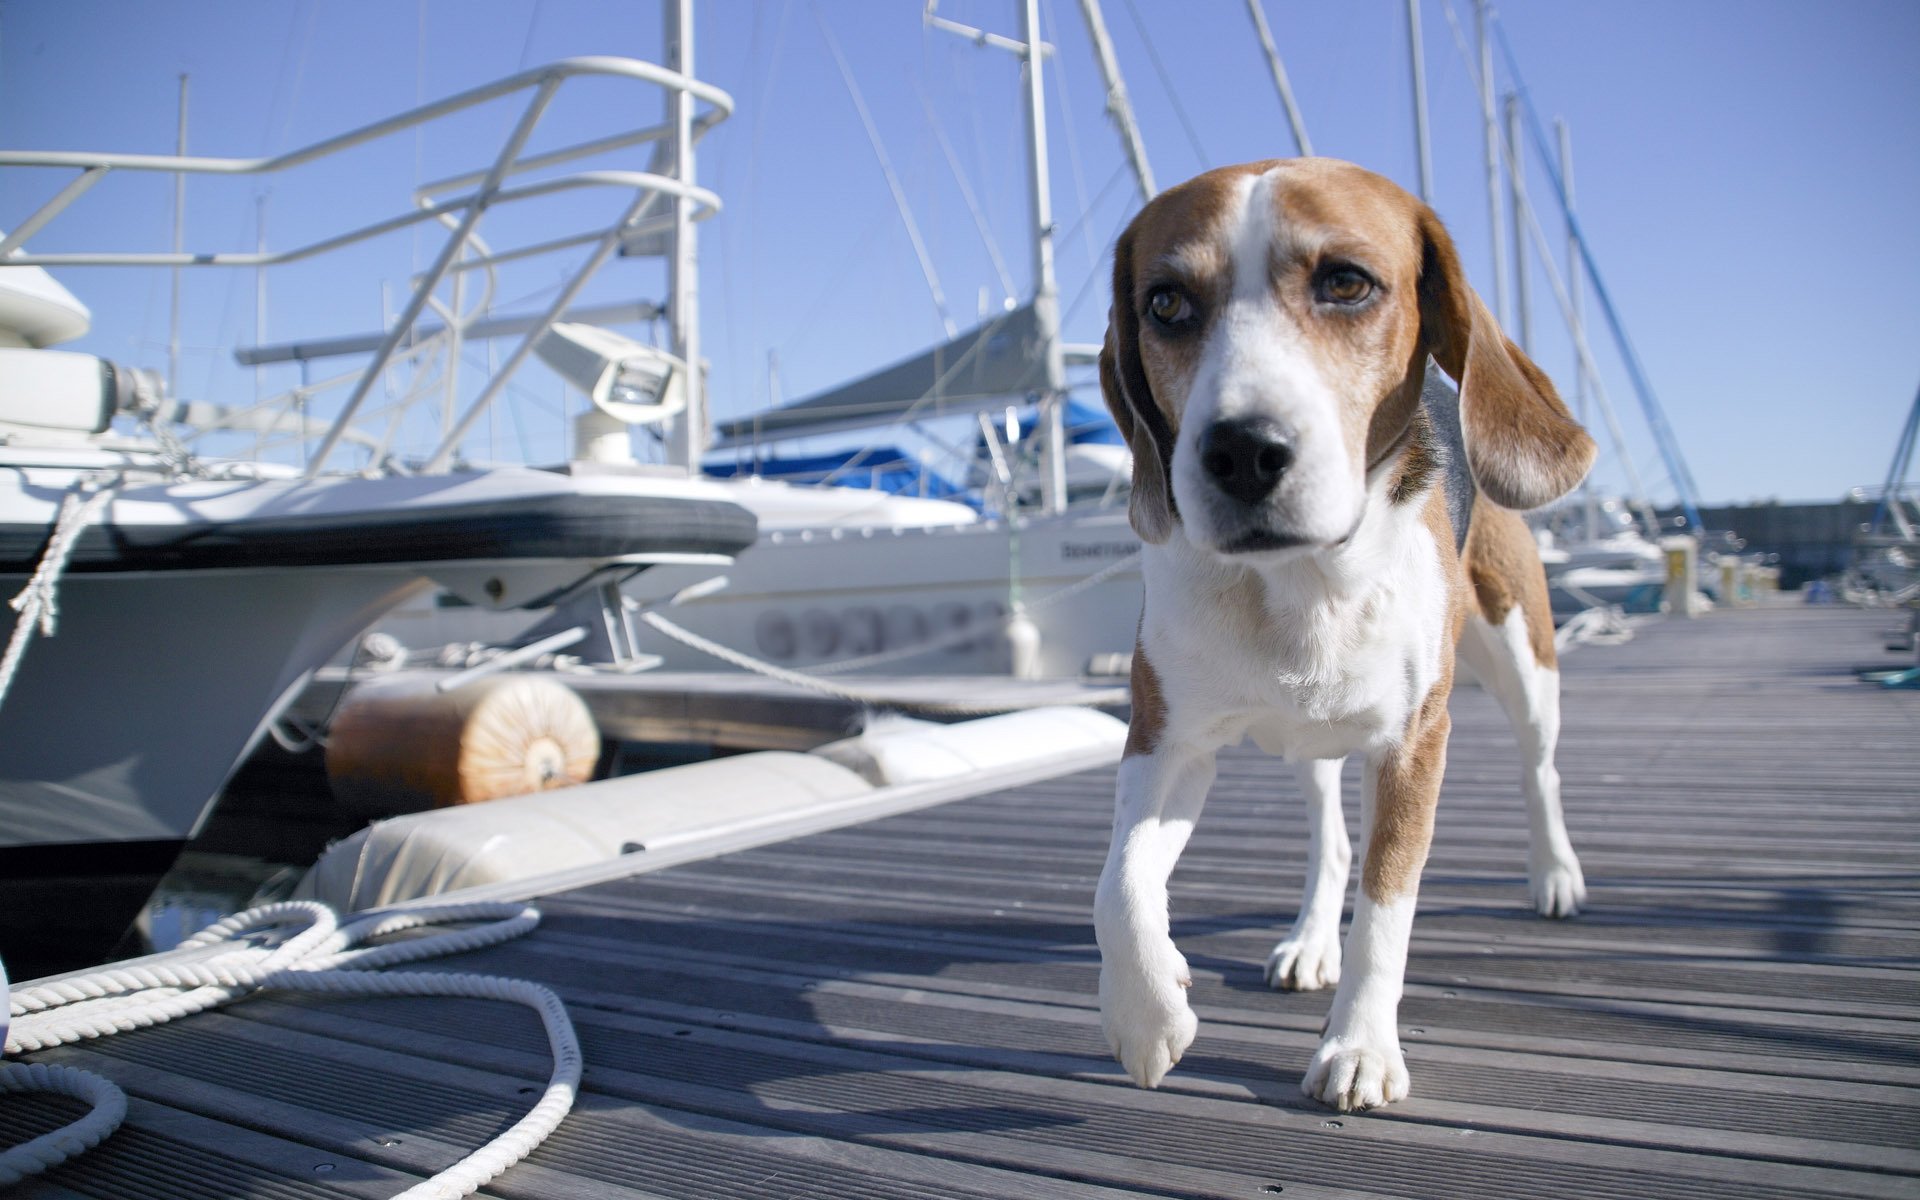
[1302,1033,1409,1111]
[1530,853,1587,918]
[1264,925,1342,991]
[1099,952,1198,1089]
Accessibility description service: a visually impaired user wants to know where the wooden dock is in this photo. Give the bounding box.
[6,603,1918,1198]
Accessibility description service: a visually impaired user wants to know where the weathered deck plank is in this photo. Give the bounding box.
[8,603,1918,1198]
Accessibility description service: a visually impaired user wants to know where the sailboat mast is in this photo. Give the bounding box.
[1077,0,1156,201]
[169,74,188,404]
[1556,117,1600,536]
[1505,93,1532,355]
[1475,0,1508,328]
[1406,0,1434,204]
[1246,0,1313,157]
[665,0,705,473]
[1019,0,1068,513]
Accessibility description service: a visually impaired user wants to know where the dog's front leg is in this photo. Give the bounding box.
[1265,757,1350,991]
[1095,745,1217,1088]
[1303,714,1447,1111]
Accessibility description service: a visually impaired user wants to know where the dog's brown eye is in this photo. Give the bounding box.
[1146,287,1195,328]
[1317,268,1374,305]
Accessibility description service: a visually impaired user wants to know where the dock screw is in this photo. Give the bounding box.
[314,1163,335,1174]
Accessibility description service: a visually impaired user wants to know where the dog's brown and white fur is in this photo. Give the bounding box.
[1094,159,1595,1111]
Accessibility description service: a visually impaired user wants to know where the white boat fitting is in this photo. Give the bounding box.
[0,49,754,977]
[295,705,1126,912]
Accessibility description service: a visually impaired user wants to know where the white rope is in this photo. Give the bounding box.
[0,1064,126,1186]
[0,483,116,713]
[1554,603,1637,653]
[635,549,1141,714]
[3,900,575,1200]
[638,610,1017,715]
[809,549,1142,675]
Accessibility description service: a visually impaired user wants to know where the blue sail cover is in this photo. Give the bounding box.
[1015,398,1123,446]
[704,447,967,501]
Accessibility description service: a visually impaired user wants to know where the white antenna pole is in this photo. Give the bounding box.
[169,74,188,403]
[1406,0,1434,204]
[1475,0,1508,329]
[1557,117,1600,536]
[1505,93,1531,355]
[1020,0,1068,514]
[253,192,268,435]
[1076,0,1155,200]
[665,0,706,473]
[1246,0,1313,157]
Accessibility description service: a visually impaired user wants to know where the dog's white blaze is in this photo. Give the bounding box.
[1171,169,1362,552]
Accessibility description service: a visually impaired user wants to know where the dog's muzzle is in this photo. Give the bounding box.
[1200,417,1295,505]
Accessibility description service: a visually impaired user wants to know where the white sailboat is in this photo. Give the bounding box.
[0,52,760,976]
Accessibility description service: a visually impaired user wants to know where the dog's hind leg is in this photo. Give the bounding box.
[1265,757,1350,991]
[1458,608,1586,917]
[1096,744,1218,1089]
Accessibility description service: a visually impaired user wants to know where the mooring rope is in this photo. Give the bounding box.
[637,609,1031,716]
[0,482,117,714]
[636,548,1142,713]
[808,548,1143,675]
[1,900,576,1199]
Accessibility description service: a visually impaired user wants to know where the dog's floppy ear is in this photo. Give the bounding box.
[1101,232,1177,543]
[1416,207,1595,511]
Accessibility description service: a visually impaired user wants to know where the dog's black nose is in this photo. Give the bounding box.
[1200,418,1294,504]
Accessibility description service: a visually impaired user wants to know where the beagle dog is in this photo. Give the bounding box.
[1094,158,1595,1112]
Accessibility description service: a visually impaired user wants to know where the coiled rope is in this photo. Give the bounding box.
[1,900,576,1198]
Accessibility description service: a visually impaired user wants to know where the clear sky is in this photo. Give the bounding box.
[3,0,1915,506]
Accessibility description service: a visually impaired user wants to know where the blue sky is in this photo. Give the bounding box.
[3,0,1915,505]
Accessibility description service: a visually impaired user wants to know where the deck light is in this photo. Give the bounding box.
[535,322,687,426]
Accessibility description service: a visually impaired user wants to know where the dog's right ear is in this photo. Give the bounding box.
[1101,233,1177,544]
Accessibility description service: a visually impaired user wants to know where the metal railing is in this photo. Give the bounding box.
[0,56,732,477]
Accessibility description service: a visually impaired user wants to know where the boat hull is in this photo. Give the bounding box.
[0,466,756,977]
[621,508,1145,678]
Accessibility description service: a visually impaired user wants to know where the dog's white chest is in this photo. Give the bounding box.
[1144,512,1449,761]
[1241,586,1433,758]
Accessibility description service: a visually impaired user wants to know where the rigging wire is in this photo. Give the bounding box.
[514,0,547,69]
[813,1,959,339]
[775,194,898,351]
[1040,0,1102,274]
[917,83,1018,304]
[1244,0,1314,156]
[1118,0,1211,170]
[739,1,794,425]
[1486,13,1703,529]
[1437,0,1669,529]
[1058,167,1140,329]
